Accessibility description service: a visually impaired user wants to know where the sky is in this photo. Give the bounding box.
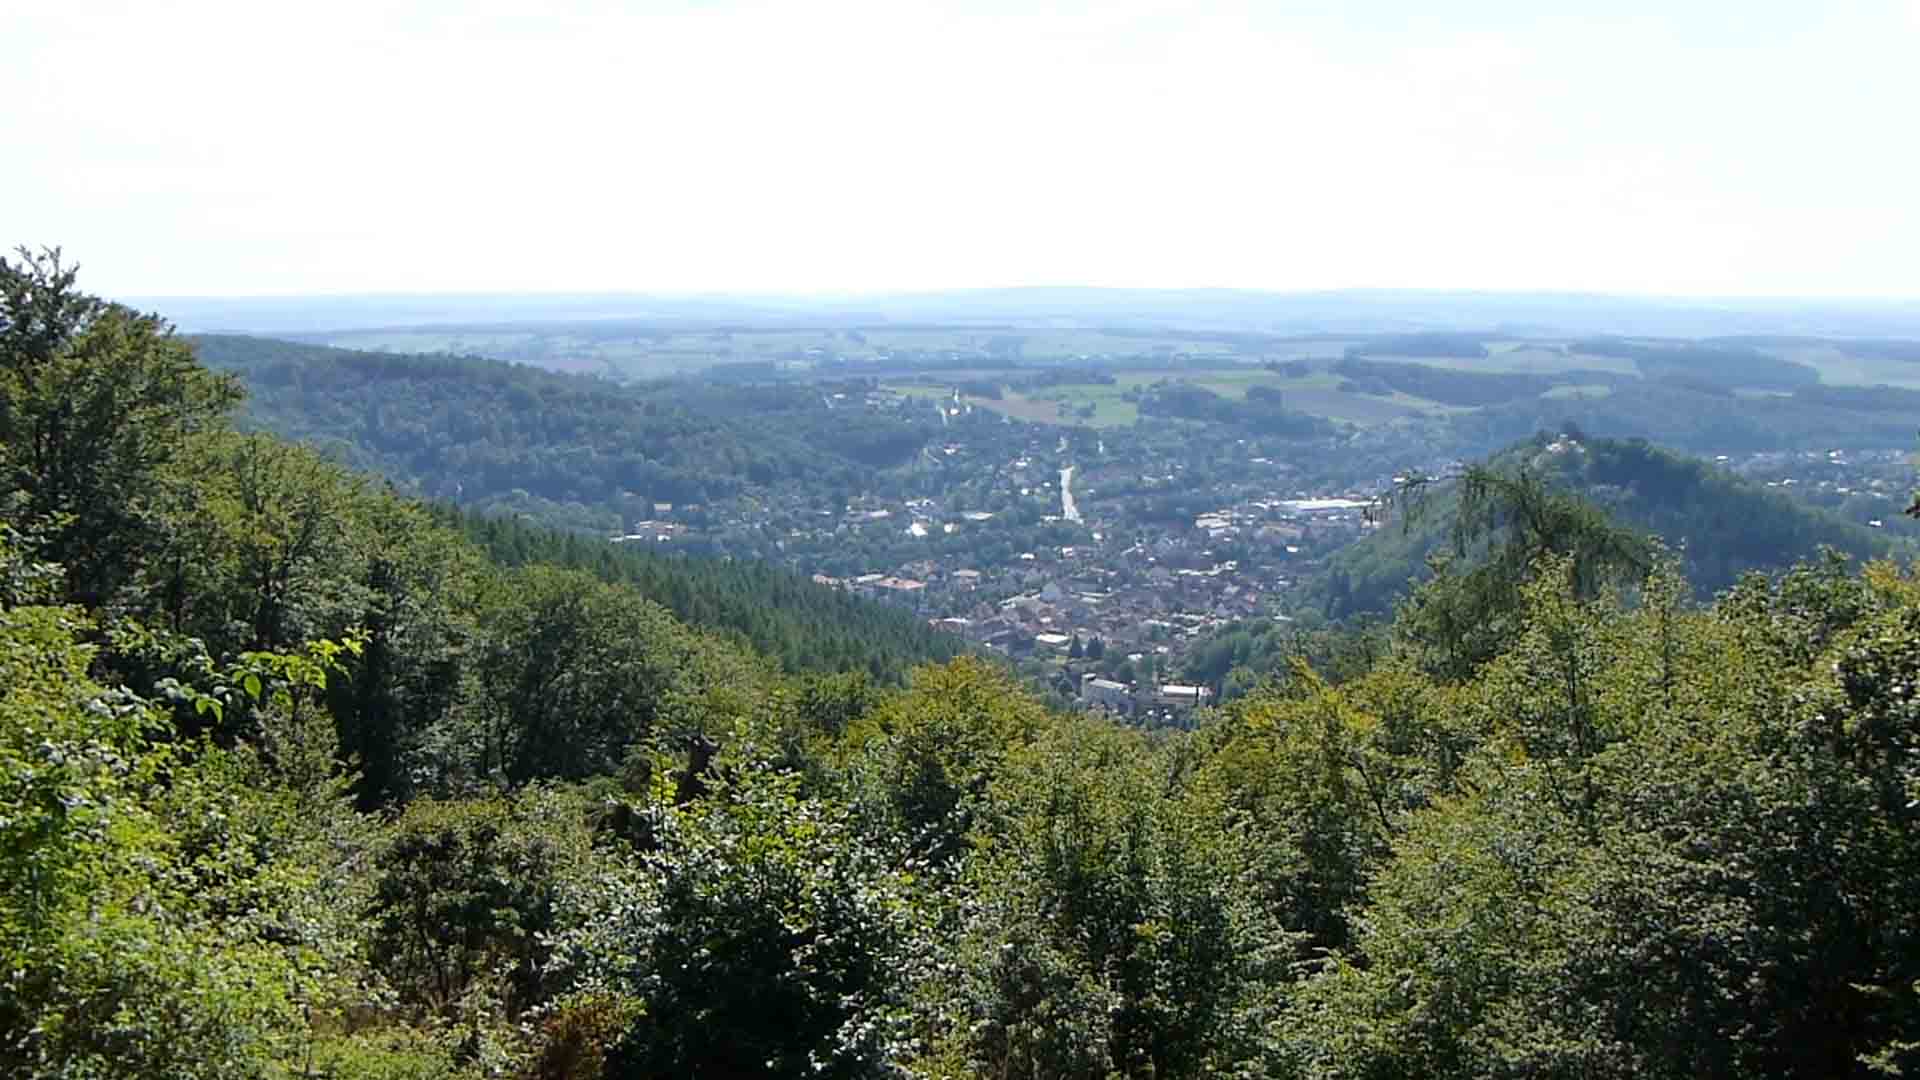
[5,0,1918,299]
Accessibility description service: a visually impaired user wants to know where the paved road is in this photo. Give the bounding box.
[1060,465,1082,523]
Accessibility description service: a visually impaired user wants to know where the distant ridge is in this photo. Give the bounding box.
[134,286,1920,339]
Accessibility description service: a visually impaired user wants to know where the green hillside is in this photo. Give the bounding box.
[183,332,956,680]
[1314,433,1903,619]
[429,503,961,679]
[189,334,939,528]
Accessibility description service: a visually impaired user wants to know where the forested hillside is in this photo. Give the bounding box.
[191,334,937,524]
[1571,337,1821,390]
[431,504,960,677]
[185,333,958,673]
[7,254,1920,1079]
[1446,376,1920,453]
[1314,432,1901,619]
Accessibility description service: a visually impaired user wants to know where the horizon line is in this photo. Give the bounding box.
[116,284,1920,307]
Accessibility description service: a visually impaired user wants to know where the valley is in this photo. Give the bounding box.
[195,326,1920,717]
[17,0,1920,1073]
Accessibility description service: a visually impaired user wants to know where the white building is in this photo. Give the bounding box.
[1155,684,1213,710]
[1080,674,1133,714]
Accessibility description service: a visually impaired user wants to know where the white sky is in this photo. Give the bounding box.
[5,0,1918,298]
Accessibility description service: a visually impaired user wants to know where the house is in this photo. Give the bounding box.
[1079,674,1133,715]
[871,577,928,609]
[1154,684,1213,711]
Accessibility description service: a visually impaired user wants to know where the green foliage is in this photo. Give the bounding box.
[191,334,933,509]
[369,790,597,1027]
[463,565,768,786]
[113,431,488,805]
[1335,355,1578,405]
[1285,558,1920,1079]
[0,248,242,606]
[520,996,637,1080]
[1573,336,1820,390]
[1312,434,1898,630]
[1451,378,1918,453]
[0,593,372,1077]
[166,431,366,650]
[1195,662,1450,954]
[566,763,923,1079]
[845,658,1048,864]
[11,257,1920,1079]
[1181,615,1388,697]
[1347,332,1492,360]
[442,502,961,682]
[926,718,1293,1078]
[1389,459,1653,679]
[1136,378,1335,437]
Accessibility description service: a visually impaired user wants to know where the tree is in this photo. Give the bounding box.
[0,248,241,606]
[0,549,372,1077]
[368,790,595,1029]
[166,432,363,650]
[1283,555,1920,1079]
[573,764,922,1078]
[1193,660,1439,956]
[843,658,1047,864]
[468,565,764,786]
[1385,460,1652,680]
[921,719,1291,1078]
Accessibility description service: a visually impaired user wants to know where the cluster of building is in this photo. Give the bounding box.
[1077,673,1212,720]
[790,489,1404,719]
[603,408,1467,719]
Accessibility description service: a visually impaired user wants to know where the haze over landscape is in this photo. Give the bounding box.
[10,0,1920,299]
[9,4,1920,1079]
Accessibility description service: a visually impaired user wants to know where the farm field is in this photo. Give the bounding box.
[890,367,1463,429]
[1396,344,1643,377]
[303,324,1278,377]
[296,323,1920,407]
[892,383,1140,427]
[1770,345,1920,390]
[1318,340,1920,392]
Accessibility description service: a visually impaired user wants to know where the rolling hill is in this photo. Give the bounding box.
[187,334,961,679]
[1310,433,1906,619]
[189,334,938,528]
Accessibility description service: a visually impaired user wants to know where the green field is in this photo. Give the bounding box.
[1391,344,1643,377]
[892,383,1140,427]
[1771,344,1920,390]
[889,367,1467,429]
[309,324,1920,405]
[310,324,1280,381]
[1315,339,1920,392]
[879,336,1919,431]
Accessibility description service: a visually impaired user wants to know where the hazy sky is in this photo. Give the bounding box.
[6,1,1918,298]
